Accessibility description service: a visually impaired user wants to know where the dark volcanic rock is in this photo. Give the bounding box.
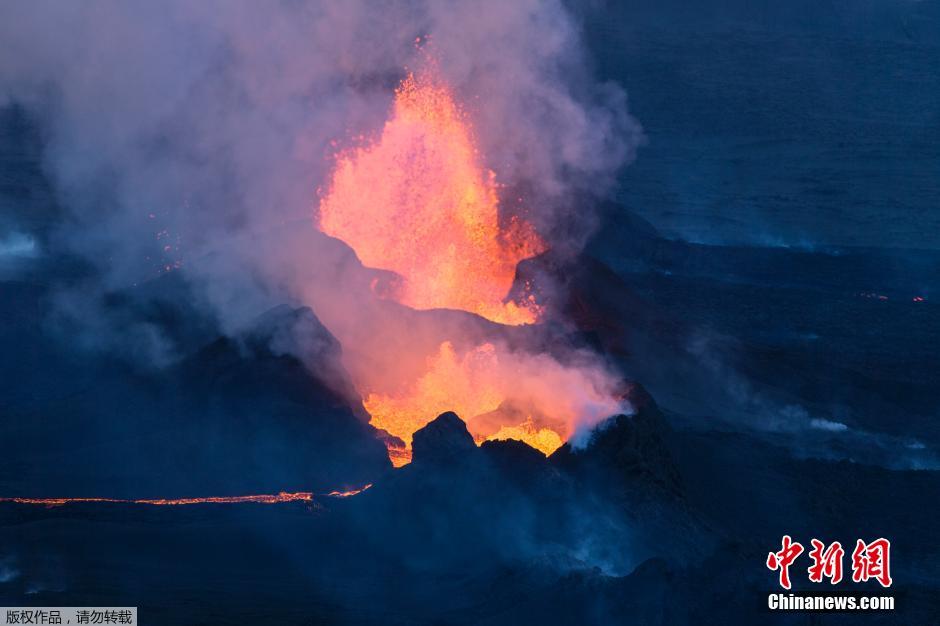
[550,383,682,497]
[479,438,558,491]
[243,304,365,418]
[411,411,477,465]
[0,294,391,498]
[248,304,340,358]
[480,437,547,467]
[164,307,391,494]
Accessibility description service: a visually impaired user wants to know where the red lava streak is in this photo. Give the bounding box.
[0,485,372,508]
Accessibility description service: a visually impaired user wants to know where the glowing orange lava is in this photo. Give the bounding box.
[364,342,502,451]
[324,484,373,498]
[0,485,371,508]
[365,341,620,458]
[316,65,622,466]
[486,420,564,455]
[318,70,544,325]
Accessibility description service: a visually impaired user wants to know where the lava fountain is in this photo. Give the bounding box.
[317,64,624,465]
[318,70,544,325]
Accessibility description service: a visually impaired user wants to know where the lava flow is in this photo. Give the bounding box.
[1,485,371,508]
[316,63,623,466]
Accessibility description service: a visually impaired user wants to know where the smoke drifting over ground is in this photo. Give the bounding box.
[0,1,641,458]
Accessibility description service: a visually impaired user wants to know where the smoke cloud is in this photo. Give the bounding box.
[0,0,641,452]
[1,1,638,292]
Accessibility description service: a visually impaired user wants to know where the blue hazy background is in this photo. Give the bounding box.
[583,0,940,249]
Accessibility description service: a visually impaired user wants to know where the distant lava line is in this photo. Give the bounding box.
[0,485,372,508]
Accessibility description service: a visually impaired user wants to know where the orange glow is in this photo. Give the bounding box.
[325,483,373,498]
[485,420,564,456]
[386,444,413,468]
[365,341,620,458]
[366,341,502,450]
[316,65,622,466]
[0,486,371,508]
[318,70,544,325]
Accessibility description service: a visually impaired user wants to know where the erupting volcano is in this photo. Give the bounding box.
[316,65,624,465]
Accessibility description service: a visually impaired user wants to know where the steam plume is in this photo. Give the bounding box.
[0,0,642,458]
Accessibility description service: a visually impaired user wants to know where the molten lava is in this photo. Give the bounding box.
[364,342,501,450]
[318,70,544,325]
[324,484,373,498]
[365,341,621,461]
[0,485,372,508]
[316,64,623,466]
[486,420,564,455]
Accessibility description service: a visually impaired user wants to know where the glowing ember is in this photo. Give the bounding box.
[318,70,544,325]
[0,486,371,508]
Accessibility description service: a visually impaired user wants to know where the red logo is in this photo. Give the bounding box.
[766,535,804,589]
[807,539,844,584]
[767,536,892,589]
[851,538,893,588]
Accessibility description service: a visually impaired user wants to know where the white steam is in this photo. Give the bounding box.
[0,1,640,442]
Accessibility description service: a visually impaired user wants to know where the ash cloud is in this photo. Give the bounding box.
[0,1,639,335]
[0,1,639,455]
